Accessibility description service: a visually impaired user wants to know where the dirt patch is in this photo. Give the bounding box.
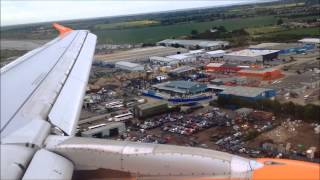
[249,121,320,151]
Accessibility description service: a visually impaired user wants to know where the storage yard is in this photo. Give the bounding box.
[78,37,320,163]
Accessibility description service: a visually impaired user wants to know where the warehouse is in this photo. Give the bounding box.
[249,43,316,54]
[205,63,241,73]
[115,61,144,71]
[168,66,196,77]
[202,50,226,59]
[134,100,169,119]
[150,56,179,66]
[217,86,276,100]
[166,53,195,63]
[157,39,229,50]
[95,46,188,63]
[238,68,283,80]
[215,86,276,100]
[298,38,320,46]
[152,80,208,96]
[81,122,126,138]
[187,49,206,56]
[224,49,279,64]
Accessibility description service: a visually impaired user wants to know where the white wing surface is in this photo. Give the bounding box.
[0,23,96,180]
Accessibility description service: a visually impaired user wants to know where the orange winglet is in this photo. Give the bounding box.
[52,23,73,36]
[252,158,320,180]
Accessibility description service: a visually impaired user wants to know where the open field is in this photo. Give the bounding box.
[259,2,305,9]
[95,20,159,30]
[94,16,276,44]
[267,27,320,36]
[246,25,287,35]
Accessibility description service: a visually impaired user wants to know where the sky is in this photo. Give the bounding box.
[1,0,266,26]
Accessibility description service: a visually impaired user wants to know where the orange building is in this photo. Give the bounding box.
[238,68,283,80]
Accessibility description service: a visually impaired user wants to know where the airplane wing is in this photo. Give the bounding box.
[1,23,97,179]
[1,24,319,180]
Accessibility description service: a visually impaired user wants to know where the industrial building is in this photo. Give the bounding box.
[94,46,188,63]
[238,68,283,80]
[152,80,208,96]
[168,66,196,77]
[249,43,316,54]
[210,77,248,86]
[115,61,144,71]
[81,122,126,138]
[166,53,196,63]
[202,50,226,59]
[157,39,229,50]
[134,100,169,119]
[187,49,206,56]
[150,56,179,66]
[224,49,279,64]
[298,38,320,46]
[210,85,276,100]
[205,63,241,73]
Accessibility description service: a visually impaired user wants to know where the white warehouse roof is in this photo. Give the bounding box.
[206,63,224,67]
[166,53,190,60]
[207,50,226,55]
[115,61,142,68]
[298,38,320,44]
[226,49,279,57]
[150,56,175,63]
[188,49,205,54]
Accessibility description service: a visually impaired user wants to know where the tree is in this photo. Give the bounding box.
[277,19,284,25]
[217,26,227,32]
[191,29,198,36]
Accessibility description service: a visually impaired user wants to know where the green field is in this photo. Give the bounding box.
[246,26,287,35]
[93,16,277,44]
[266,27,320,36]
[95,20,159,30]
[253,27,320,42]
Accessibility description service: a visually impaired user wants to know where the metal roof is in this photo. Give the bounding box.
[166,53,190,60]
[150,56,175,63]
[115,61,142,68]
[81,122,125,135]
[138,100,168,110]
[225,49,279,57]
[206,50,226,55]
[219,86,274,98]
[153,80,207,94]
[249,43,282,49]
[188,49,205,54]
[170,66,195,74]
[206,63,224,67]
[298,38,320,44]
[166,81,201,89]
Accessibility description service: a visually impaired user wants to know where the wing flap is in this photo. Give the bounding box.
[48,33,97,135]
[22,149,74,180]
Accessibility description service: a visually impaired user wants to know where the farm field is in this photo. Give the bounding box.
[95,20,159,30]
[246,25,287,35]
[93,16,277,44]
[265,27,320,36]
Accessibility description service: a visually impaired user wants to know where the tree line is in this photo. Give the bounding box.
[213,96,320,122]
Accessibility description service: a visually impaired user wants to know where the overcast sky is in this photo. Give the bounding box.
[1,0,265,26]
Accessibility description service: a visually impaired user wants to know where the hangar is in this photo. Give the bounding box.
[224,49,279,64]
